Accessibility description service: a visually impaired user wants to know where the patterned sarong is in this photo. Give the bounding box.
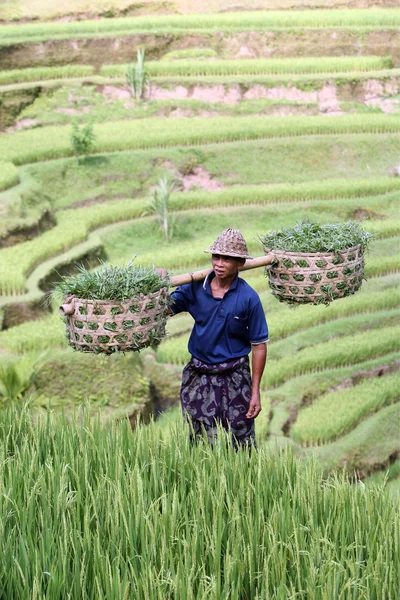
[180,356,256,448]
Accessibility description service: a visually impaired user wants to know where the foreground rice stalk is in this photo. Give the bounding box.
[0,407,398,599]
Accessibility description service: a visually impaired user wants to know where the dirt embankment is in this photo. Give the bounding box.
[1,29,399,71]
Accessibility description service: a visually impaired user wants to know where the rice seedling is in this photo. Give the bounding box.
[0,406,398,599]
[1,8,399,45]
[102,56,393,78]
[291,372,400,445]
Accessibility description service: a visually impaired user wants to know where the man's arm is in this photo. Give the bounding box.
[246,342,267,419]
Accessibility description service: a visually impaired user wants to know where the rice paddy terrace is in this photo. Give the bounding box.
[0,3,399,487]
[0,2,399,597]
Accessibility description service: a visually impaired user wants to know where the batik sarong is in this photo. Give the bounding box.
[180,355,256,448]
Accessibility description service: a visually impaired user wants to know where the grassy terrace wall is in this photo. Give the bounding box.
[1,9,399,45]
[0,184,398,296]
[1,115,400,165]
[0,161,19,191]
[101,56,394,77]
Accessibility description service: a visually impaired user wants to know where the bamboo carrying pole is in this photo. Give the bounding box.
[59,254,274,315]
[168,254,274,287]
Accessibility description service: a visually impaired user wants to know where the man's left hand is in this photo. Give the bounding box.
[246,391,262,419]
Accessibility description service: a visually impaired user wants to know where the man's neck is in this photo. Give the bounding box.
[210,271,238,298]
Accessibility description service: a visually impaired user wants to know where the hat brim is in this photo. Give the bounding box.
[204,249,252,260]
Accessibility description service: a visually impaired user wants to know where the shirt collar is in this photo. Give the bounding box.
[203,270,239,293]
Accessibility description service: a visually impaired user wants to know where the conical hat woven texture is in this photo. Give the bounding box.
[204,229,252,259]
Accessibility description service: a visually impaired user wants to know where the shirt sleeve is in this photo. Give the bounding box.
[247,297,269,344]
[170,283,194,315]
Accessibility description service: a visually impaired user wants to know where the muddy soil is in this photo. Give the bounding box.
[1,29,399,70]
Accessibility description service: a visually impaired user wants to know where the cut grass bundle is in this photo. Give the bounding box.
[261,220,372,305]
[101,56,393,78]
[55,261,171,354]
[291,372,400,445]
[260,219,372,253]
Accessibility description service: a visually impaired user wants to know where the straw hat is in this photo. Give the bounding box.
[204,229,252,259]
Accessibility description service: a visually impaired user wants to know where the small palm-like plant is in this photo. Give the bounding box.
[148,178,177,243]
[71,121,96,164]
[126,49,149,102]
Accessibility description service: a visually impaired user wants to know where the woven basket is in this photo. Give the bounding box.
[264,244,365,305]
[61,288,170,353]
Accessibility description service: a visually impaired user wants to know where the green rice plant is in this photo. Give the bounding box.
[0,354,45,404]
[126,49,148,102]
[0,65,94,86]
[0,313,65,354]
[0,406,398,599]
[291,373,400,445]
[260,219,372,253]
[1,114,400,166]
[0,161,19,192]
[53,260,170,301]
[156,334,190,364]
[1,9,399,45]
[102,56,393,78]
[265,325,400,388]
[308,402,400,474]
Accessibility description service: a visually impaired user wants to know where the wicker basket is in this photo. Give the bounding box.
[264,244,365,305]
[60,288,170,353]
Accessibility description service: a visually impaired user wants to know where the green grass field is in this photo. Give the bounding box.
[0,5,399,594]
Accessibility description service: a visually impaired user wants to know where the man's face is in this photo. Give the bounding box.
[211,254,244,280]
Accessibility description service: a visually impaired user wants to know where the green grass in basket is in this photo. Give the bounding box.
[53,260,170,301]
[260,220,372,253]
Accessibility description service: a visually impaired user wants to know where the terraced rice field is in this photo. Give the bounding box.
[0,3,399,595]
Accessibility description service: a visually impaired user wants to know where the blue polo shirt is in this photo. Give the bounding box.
[171,271,269,364]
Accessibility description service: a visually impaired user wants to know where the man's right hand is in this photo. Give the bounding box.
[155,268,168,278]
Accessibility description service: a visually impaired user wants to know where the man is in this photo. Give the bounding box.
[161,228,269,448]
